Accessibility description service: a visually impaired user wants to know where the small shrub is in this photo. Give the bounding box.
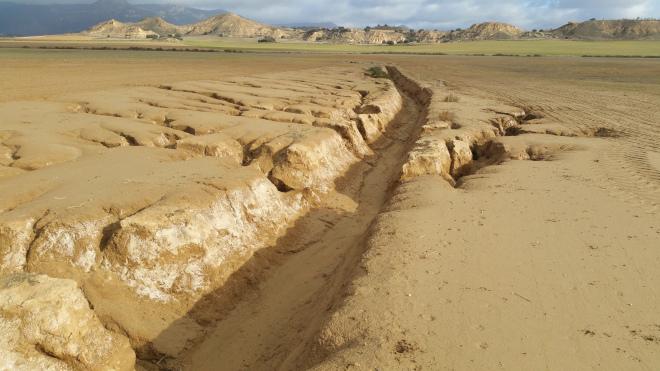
[593,127,620,137]
[366,66,388,78]
[444,93,460,102]
[258,36,276,43]
[438,110,456,122]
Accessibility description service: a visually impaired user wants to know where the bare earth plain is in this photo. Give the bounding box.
[0,48,659,371]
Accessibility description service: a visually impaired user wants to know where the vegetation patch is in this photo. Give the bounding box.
[438,110,457,122]
[366,66,388,78]
[257,36,276,43]
[444,93,460,102]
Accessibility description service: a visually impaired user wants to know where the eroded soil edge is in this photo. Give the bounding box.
[0,66,403,370]
[164,67,428,370]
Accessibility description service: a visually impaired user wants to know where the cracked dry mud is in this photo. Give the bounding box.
[1,59,659,371]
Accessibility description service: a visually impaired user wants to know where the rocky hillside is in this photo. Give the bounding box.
[0,0,224,36]
[183,12,298,38]
[303,28,407,44]
[84,16,660,42]
[86,12,298,39]
[133,16,181,36]
[552,19,660,40]
[84,19,157,38]
[448,22,523,40]
[303,23,521,44]
[414,29,448,43]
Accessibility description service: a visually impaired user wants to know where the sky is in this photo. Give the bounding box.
[12,0,660,29]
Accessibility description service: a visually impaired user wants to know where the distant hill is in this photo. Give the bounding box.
[448,22,523,41]
[183,13,298,38]
[84,12,300,39]
[303,28,408,44]
[278,22,339,30]
[92,17,658,44]
[304,22,521,44]
[0,0,224,36]
[84,18,157,38]
[552,19,660,40]
[133,16,181,36]
[7,6,660,44]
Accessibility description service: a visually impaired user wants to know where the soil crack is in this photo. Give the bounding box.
[159,68,428,371]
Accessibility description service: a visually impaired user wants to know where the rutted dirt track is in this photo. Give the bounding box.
[1,54,660,371]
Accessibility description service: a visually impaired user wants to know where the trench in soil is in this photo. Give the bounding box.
[146,77,427,370]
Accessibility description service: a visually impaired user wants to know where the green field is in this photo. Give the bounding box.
[184,38,660,57]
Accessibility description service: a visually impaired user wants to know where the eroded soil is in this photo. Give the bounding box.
[170,69,426,371]
[1,51,659,371]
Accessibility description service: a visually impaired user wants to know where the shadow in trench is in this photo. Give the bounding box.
[139,70,428,371]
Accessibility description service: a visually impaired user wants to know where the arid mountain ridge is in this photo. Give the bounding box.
[0,0,224,36]
[84,14,660,43]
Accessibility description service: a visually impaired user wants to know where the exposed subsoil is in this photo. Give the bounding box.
[152,79,427,371]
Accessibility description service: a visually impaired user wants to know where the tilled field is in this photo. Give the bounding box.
[0,53,659,371]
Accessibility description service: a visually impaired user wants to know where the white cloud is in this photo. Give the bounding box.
[202,0,660,29]
[12,0,660,29]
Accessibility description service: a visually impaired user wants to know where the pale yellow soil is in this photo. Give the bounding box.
[0,54,403,367]
[0,48,353,102]
[295,57,660,370]
[0,48,659,370]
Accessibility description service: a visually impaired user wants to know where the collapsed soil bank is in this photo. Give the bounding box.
[0,62,631,370]
[173,66,429,371]
[0,66,405,368]
[263,67,615,370]
[269,62,660,371]
[0,64,560,369]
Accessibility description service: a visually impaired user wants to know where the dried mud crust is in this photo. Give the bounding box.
[0,66,403,364]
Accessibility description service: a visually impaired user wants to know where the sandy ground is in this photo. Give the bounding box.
[1,48,659,370]
[293,56,660,370]
[0,48,352,102]
[173,56,660,370]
